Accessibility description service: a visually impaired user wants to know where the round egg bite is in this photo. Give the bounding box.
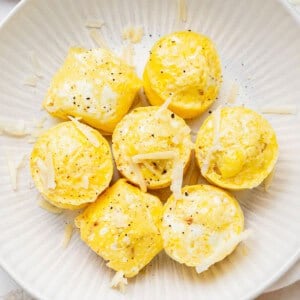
[44,47,142,133]
[143,31,222,119]
[75,179,163,278]
[30,121,113,210]
[112,106,193,190]
[161,185,247,273]
[195,107,278,190]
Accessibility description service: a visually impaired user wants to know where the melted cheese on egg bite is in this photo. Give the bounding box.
[44,47,142,133]
[30,121,113,209]
[75,179,163,278]
[161,184,247,273]
[195,107,278,190]
[112,106,193,190]
[143,31,222,119]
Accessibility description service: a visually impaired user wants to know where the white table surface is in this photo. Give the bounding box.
[0,0,299,299]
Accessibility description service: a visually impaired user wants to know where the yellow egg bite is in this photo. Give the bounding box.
[30,121,113,209]
[43,47,142,133]
[195,107,278,190]
[143,31,222,119]
[112,106,193,190]
[75,179,163,278]
[161,185,247,273]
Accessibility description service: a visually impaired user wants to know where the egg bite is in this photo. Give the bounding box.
[43,47,142,133]
[161,185,248,273]
[30,121,113,210]
[143,31,222,119]
[112,106,193,190]
[195,107,278,190]
[75,179,163,278]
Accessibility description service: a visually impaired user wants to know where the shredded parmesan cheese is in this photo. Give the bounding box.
[170,156,184,200]
[129,158,147,192]
[155,96,173,116]
[89,28,109,49]
[38,198,63,214]
[110,271,128,293]
[264,168,275,192]
[0,119,29,137]
[36,152,56,190]
[85,19,105,28]
[34,116,47,129]
[69,116,100,147]
[29,51,43,78]
[195,229,252,273]
[132,151,177,163]
[226,82,239,104]
[201,107,221,175]
[63,224,74,248]
[122,26,144,43]
[260,105,297,115]
[23,75,39,87]
[121,43,135,66]
[6,152,27,191]
[80,174,90,189]
[178,0,187,22]
[112,210,129,228]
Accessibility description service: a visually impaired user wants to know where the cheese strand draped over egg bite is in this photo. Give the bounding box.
[195,107,278,190]
[75,179,163,278]
[30,121,113,209]
[44,47,142,133]
[143,31,222,119]
[112,106,193,190]
[161,184,248,273]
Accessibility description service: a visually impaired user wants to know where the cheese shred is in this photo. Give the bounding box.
[110,271,128,293]
[29,51,43,78]
[155,96,173,117]
[260,105,297,115]
[81,174,90,189]
[195,229,252,274]
[170,156,184,200]
[227,82,239,104]
[85,19,104,28]
[36,152,56,191]
[129,158,147,192]
[122,26,144,43]
[6,153,27,191]
[0,119,29,137]
[23,75,39,87]
[63,224,74,248]
[69,116,100,147]
[178,0,187,22]
[132,151,177,163]
[89,28,109,50]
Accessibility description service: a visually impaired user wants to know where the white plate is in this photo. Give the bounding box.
[0,0,299,299]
